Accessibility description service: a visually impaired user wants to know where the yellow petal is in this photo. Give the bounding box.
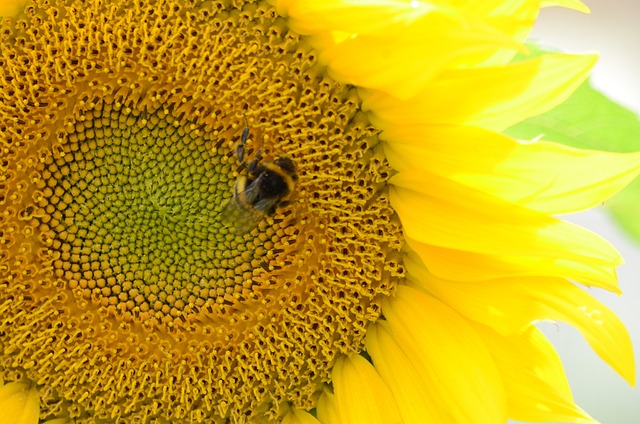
[390,171,622,266]
[0,382,40,424]
[542,0,590,13]
[473,324,597,423]
[383,125,640,214]
[379,286,508,423]
[456,0,538,29]
[0,0,27,17]
[432,0,541,68]
[362,53,595,129]
[405,253,636,385]
[365,323,452,423]
[278,0,451,36]
[317,390,341,424]
[471,53,596,130]
[485,142,640,214]
[407,237,620,292]
[279,0,521,99]
[447,0,542,66]
[282,408,321,424]
[482,0,539,33]
[325,354,402,424]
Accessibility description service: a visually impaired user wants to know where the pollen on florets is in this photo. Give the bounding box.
[0,0,405,422]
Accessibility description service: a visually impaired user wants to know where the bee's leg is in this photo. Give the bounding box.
[254,145,263,163]
[247,138,264,176]
[237,143,246,164]
[238,126,250,163]
[236,128,251,173]
[248,157,261,176]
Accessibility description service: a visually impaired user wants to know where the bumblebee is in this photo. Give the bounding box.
[220,127,298,234]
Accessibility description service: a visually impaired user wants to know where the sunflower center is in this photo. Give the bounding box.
[0,0,405,422]
[42,98,280,324]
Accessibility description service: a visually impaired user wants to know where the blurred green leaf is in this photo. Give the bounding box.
[506,69,640,243]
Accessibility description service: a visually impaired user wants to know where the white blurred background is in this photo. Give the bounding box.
[514,1,640,423]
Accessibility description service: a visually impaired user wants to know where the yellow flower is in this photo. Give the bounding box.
[0,0,637,423]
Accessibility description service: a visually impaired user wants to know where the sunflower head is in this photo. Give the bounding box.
[0,0,405,421]
[1,0,638,423]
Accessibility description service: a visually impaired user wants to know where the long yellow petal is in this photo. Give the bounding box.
[278,0,521,99]
[390,171,622,265]
[0,382,39,424]
[473,324,597,423]
[469,53,596,130]
[362,53,595,129]
[457,0,541,65]
[365,323,452,423]
[416,0,539,22]
[326,354,402,424]
[279,0,543,39]
[407,237,620,292]
[278,0,453,36]
[317,390,341,424]
[405,253,636,385]
[381,286,508,424]
[383,126,640,214]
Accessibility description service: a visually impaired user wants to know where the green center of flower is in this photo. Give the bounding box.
[42,99,281,323]
[0,1,405,422]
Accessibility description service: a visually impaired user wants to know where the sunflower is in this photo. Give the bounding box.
[0,0,637,423]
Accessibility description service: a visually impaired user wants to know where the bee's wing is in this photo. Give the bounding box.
[220,196,265,234]
[252,197,279,215]
[219,179,265,234]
